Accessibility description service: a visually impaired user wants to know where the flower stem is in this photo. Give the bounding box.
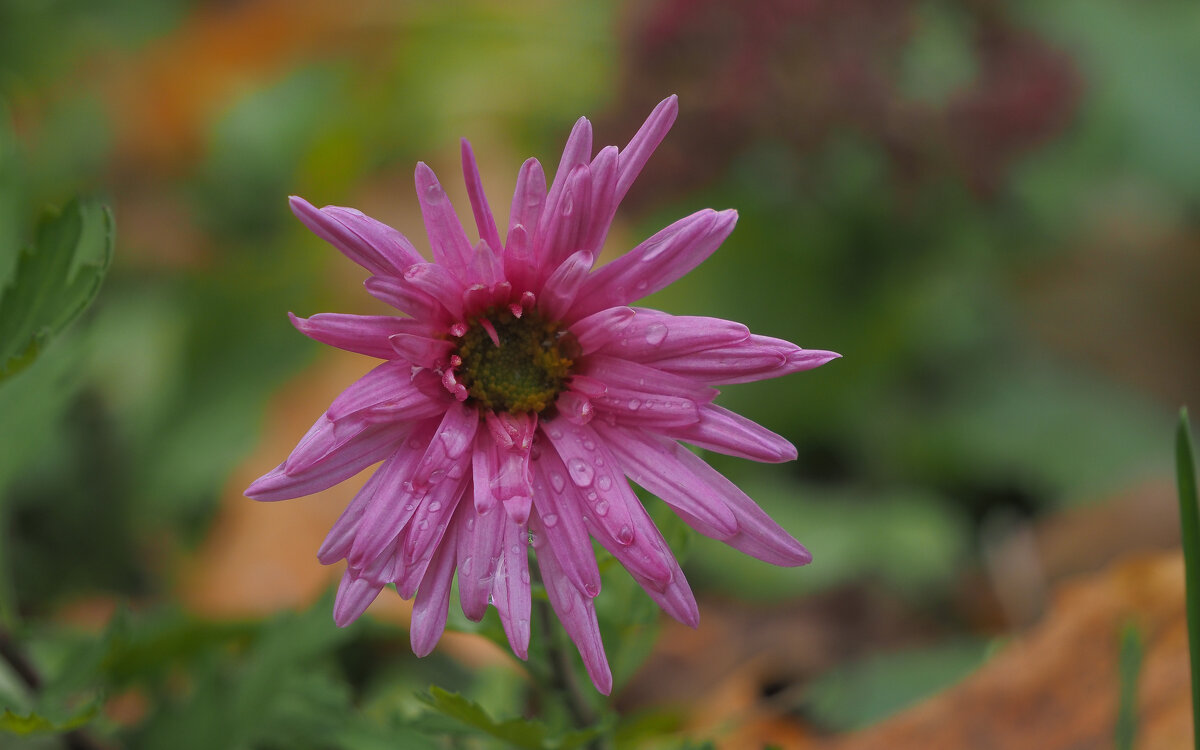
[531,593,610,750]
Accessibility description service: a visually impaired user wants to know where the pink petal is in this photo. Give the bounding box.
[460,139,503,254]
[289,312,430,360]
[626,548,698,628]
[491,517,532,659]
[652,335,841,385]
[657,437,812,566]
[410,529,458,657]
[324,360,437,424]
[246,423,405,502]
[665,403,798,463]
[537,249,594,322]
[534,164,591,287]
[289,196,424,277]
[401,263,466,320]
[529,509,612,695]
[317,464,386,564]
[569,209,737,320]
[530,446,602,599]
[412,399,479,488]
[541,420,674,589]
[414,162,474,274]
[363,276,447,324]
[504,159,546,293]
[615,95,678,204]
[571,307,749,360]
[332,569,384,627]
[576,355,711,428]
[591,422,738,539]
[344,425,437,568]
[389,333,454,369]
[401,468,469,567]
[580,145,619,254]
[456,497,507,621]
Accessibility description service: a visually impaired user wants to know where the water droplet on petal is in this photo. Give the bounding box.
[582,437,595,451]
[510,544,520,555]
[595,500,610,516]
[549,472,566,493]
[544,513,559,528]
[640,237,667,261]
[645,323,668,345]
[584,582,600,597]
[428,501,442,513]
[628,398,641,411]
[405,503,415,512]
[567,457,595,487]
[419,519,430,530]
[427,468,446,484]
[597,475,612,491]
[617,525,634,545]
[461,556,473,575]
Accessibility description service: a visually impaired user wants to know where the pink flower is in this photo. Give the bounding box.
[246,96,838,694]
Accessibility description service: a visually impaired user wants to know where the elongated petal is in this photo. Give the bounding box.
[246,423,404,502]
[289,312,430,360]
[657,435,811,566]
[665,404,797,463]
[571,307,749,360]
[344,424,437,568]
[529,509,612,694]
[401,263,466,320]
[410,529,458,657]
[541,420,674,589]
[538,249,594,322]
[413,399,479,488]
[492,517,532,659]
[289,197,424,276]
[535,165,591,284]
[333,569,385,627]
[363,276,446,323]
[389,333,455,369]
[318,464,385,564]
[580,145,619,254]
[401,468,469,567]
[505,159,546,291]
[652,335,840,385]
[530,446,602,598]
[461,139,503,254]
[415,162,474,274]
[456,495,507,621]
[570,209,737,319]
[577,355,712,428]
[615,95,678,203]
[325,360,435,424]
[592,422,738,539]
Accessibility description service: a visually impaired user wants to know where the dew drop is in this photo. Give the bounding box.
[461,556,473,575]
[419,519,430,531]
[628,398,641,411]
[617,525,634,545]
[634,279,648,292]
[425,183,443,201]
[595,500,610,516]
[427,468,446,484]
[639,237,667,261]
[543,513,560,528]
[567,457,595,487]
[510,544,520,555]
[585,491,597,502]
[597,475,612,491]
[594,457,605,467]
[428,501,443,513]
[581,437,595,451]
[645,323,668,345]
[549,472,566,493]
[466,517,476,531]
[584,582,600,597]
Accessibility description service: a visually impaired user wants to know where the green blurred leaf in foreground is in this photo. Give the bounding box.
[0,702,98,736]
[417,685,603,750]
[0,198,113,382]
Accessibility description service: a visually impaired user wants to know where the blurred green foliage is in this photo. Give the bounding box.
[1,0,1197,746]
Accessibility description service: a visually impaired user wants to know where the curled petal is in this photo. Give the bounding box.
[289,312,431,360]
[461,139,503,254]
[615,95,678,204]
[246,423,405,503]
[456,497,507,621]
[415,162,474,274]
[289,197,424,276]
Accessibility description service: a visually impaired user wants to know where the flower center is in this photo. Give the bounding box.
[452,309,576,414]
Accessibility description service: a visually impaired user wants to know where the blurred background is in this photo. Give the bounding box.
[1,0,1198,747]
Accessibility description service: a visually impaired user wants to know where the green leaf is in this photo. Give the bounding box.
[1174,408,1200,750]
[0,701,98,736]
[0,198,113,382]
[417,686,603,750]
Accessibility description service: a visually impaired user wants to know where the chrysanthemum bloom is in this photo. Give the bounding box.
[247,96,838,694]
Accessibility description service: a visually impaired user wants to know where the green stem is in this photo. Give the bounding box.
[533,596,608,750]
[1175,408,1200,750]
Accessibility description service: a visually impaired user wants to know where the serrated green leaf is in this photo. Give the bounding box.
[0,198,113,382]
[0,701,98,736]
[417,685,605,750]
